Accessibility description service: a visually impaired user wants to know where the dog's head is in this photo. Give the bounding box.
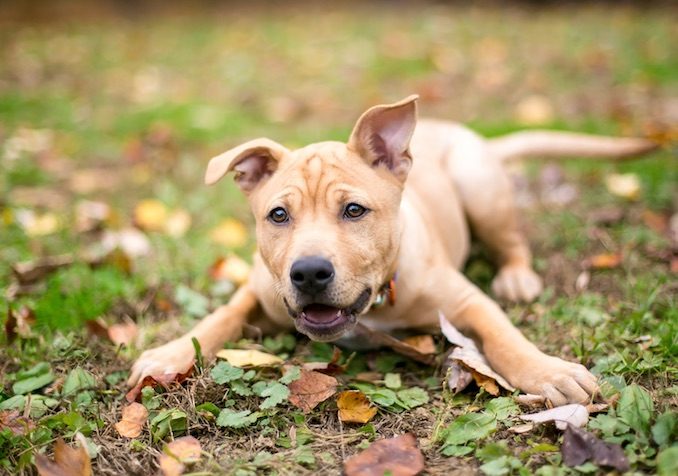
[205,96,418,341]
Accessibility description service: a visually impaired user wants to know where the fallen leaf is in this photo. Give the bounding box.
[0,410,36,435]
[134,199,168,232]
[520,404,589,430]
[439,313,514,393]
[605,173,641,200]
[561,425,629,472]
[86,319,138,346]
[586,402,609,414]
[15,210,61,236]
[288,369,338,413]
[11,255,74,285]
[586,253,622,270]
[5,306,36,342]
[444,360,474,394]
[209,218,249,248]
[641,209,669,234]
[35,438,92,476]
[344,433,425,476]
[515,394,547,409]
[125,367,194,403]
[114,402,148,438]
[508,422,534,434]
[69,167,123,194]
[401,335,436,354]
[164,209,192,237]
[209,255,252,285]
[514,95,555,126]
[337,390,378,424]
[158,436,202,476]
[352,324,437,366]
[215,349,283,367]
[75,200,112,233]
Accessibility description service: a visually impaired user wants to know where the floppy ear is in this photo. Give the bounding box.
[347,95,418,182]
[204,138,290,193]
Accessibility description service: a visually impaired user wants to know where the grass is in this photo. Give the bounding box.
[0,1,676,475]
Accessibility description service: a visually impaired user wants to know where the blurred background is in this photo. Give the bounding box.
[0,0,675,328]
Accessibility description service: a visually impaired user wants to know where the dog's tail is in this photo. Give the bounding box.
[487,130,658,163]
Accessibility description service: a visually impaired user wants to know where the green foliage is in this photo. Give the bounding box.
[150,409,187,442]
[211,362,245,384]
[11,362,54,395]
[217,409,261,429]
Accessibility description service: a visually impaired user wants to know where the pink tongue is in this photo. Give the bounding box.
[303,304,342,324]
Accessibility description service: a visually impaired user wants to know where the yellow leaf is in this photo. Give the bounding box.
[134,199,168,232]
[337,390,377,424]
[401,335,436,354]
[215,349,282,368]
[209,219,248,248]
[605,173,641,200]
[209,255,251,284]
[164,209,192,237]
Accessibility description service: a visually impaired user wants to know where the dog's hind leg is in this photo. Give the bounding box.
[127,284,259,386]
[443,127,543,302]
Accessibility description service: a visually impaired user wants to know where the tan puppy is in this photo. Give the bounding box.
[129,96,655,405]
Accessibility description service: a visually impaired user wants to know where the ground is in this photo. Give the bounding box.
[0,2,676,475]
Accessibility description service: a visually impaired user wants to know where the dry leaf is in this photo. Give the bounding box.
[0,410,36,436]
[15,210,61,236]
[158,436,202,476]
[586,253,622,270]
[125,367,193,403]
[337,390,378,424]
[35,438,92,476]
[401,335,436,354]
[586,402,609,414]
[562,425,629,471]
[11,255,74,285]
[444,360,474,394]
[509,422,535,434]
[209,218,249,248]
[514,95,555,126]
[215,349,283,367]
[344,433,425,476]
[5,306,36,343]
[288,369,338,413]
[75,200,112,233]
[114,402,148,438]
[352,324,437,366]
[209,255,251,285]
[440,312,515,393]
[69,167,123,194]
[515,394,547,409]
[641,209,669,234]
[164,209,192,237]
[520,403,589,430]
[605,173,641,200]
[86,319,138,346]
[134,199,168,232]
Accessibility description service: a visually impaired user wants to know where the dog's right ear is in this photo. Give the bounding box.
[204,138,290,193]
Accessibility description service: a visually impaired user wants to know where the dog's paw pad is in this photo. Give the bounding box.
[492,265,543,302]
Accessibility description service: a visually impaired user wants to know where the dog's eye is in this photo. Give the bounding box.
[268,207,289,224]
[343,203,368,220]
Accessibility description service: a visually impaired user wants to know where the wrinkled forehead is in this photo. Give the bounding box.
[253,142,375,210]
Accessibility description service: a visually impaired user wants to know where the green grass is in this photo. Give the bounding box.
[1,2,676,475]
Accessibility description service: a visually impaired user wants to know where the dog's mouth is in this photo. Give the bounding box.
[286,288,371,342]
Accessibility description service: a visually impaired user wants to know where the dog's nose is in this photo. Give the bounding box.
[290,256,335,294]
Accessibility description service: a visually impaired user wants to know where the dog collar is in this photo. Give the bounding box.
[372,273,397,309]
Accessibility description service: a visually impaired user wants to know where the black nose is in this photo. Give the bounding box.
[290,256,335,294]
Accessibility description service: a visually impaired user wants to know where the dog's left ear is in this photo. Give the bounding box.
[348,95,418,182]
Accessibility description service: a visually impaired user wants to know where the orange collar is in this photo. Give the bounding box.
[372,274,397,308]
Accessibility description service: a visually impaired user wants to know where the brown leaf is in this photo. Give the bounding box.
[288,369,338,413]
[209,255,251,285]
[401,335,436,354]
[642,209,669,234]
[444,360,473,394]
[469,369,500,396]
[344,433,425,476]
[561,425,629,472]
[125,367,193,403]
[515,394,547,409]
[353,324,437,366]
[35,438,92,476]
[158,436,202,476]
[0,410,36,436]
[11,255,74,285]
[5,306,36,343]
[86,319,138,346]
[114,402,148,438]
[586,253,622,270]
[337,390,377,424]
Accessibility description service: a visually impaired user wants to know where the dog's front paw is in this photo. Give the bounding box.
[492,265,543,302]
[127,338,196,387]
[508,355,598,406]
